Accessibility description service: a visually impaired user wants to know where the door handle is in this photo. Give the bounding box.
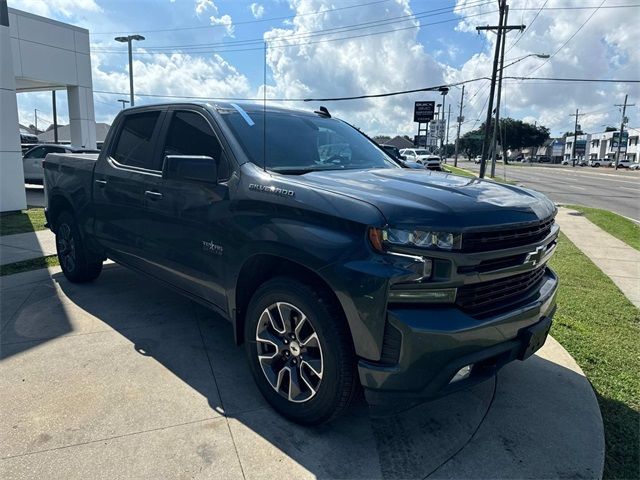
[95,179,107,187]
[144,190,163,200]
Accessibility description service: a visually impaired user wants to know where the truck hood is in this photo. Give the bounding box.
[293,168,555,229]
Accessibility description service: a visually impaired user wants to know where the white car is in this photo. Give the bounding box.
[613,159,632,168]
[400,148,431,164]
[629,163,640,170]
[588,158,611,168]
[22,144,99,183]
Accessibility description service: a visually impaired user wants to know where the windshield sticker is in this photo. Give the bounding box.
[230,103,255,126]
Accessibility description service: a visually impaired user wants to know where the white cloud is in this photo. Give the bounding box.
[195,0,214,15]
[449,0,640,136]
[210,14,234,37]
[250,3,265,19]
[262,0,446,136]
[13,0,101,17]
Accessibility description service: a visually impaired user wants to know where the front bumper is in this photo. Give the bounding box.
[359,267,558,410]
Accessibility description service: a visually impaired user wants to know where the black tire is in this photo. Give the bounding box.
[55,211,103,283]
[244,277,357,425]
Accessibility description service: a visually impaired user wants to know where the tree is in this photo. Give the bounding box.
[459,129,484,159]
[493,118,549,152]
[373,135,391,144]
[604,126,617,132]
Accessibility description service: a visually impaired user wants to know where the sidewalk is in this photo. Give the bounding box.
[556,207,640,308]
[0,230,56,266]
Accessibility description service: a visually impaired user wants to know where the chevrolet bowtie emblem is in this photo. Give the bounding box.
[524,245,546,266]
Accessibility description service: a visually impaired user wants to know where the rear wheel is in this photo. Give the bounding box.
[55,211,103,283]
[244,277,357,424]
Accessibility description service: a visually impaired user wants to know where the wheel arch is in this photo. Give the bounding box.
[232,254,351,349]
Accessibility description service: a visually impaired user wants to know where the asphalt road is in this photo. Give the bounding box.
[455,161,640,221]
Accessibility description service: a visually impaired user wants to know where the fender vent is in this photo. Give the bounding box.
[380,322,402,365]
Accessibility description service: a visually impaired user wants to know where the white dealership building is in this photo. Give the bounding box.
[1,2,96,212]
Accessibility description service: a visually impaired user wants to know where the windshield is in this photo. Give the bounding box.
[220,108,399,173]
[416,150,429,155]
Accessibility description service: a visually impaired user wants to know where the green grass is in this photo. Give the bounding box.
[0,208,47,236]
[443,165,477,178]
[443,165,515,184]
[563,204,640,251]
[0,255,59,276]
[549,233,639,479]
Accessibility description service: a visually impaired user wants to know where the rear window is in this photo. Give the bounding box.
[112,111,161,169]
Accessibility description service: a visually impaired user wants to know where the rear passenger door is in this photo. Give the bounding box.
[140,107,232,309]
[93,109,166,266]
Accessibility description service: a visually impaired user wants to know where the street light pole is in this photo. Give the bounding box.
[114,34,145,106]
[117,99,130,110]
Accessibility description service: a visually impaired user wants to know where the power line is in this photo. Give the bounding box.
[92,2,495,55]
[92,10,498,56]
[505,0,548,55]
[527,0,607,76]
[91,0,395,35]
[91,76,639,105]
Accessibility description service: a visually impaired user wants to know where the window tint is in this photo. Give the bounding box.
[24,147,46,159]
[112,111,161,169]
[163,111,228,179]
[46,146,66,154]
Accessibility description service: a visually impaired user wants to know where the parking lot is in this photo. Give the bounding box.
[460,162,640,221]
[0,263,604,479]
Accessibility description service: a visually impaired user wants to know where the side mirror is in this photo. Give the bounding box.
[163,155,217,183]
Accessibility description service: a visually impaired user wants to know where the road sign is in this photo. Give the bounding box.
[414,101,435,123]
[611,131,629,152]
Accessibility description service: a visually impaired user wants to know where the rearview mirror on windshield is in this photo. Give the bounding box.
[163,155,218,184]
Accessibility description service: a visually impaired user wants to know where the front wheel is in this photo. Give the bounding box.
[244,277,357,424]
[55,211,103,283]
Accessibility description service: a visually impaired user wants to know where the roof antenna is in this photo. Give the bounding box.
[314,106,331,118]
[263,41,267,172]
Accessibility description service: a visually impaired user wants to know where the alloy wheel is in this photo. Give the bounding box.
[255,302,323,403]
[57,223,76,272]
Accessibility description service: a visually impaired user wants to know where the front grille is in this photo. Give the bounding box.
[456,266,547,317]
[462,217,555,252]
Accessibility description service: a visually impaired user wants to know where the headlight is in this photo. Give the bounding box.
[375,227,460,250]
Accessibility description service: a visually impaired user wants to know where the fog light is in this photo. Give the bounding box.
[388,288,456,303]
[450,365,473,383]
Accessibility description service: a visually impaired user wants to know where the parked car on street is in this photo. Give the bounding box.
[629,163,640,170]
[44,102,559,424]
[380,144,424,169]
[612,159,631,168]
[589,158,610,168]
[399,148,431,164]
[537,156,551,163]
[22,144,99,183]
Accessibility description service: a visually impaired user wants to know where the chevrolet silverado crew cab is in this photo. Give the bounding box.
[44,102,559,424]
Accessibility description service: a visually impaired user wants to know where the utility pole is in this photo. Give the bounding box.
[477,0,525,178]
[569,109,584,167]
[454,85,465,167]
[52,91,58,144]
[117,99,130,109]
[34,109,38,133]
[446,103,451,156]
[490,4,509,178]
[614,94,634,170]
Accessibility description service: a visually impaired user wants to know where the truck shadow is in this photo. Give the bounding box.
[0,263,608,479]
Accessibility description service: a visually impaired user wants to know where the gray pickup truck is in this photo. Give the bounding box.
[44,102,559,424]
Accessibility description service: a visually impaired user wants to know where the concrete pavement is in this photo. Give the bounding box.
[556,207,640,308]
[0,263,604,479]
[0,230,56,266]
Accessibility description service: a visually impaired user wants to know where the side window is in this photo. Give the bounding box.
[24,147,46,159]
[112,111,161,170]
[162,111,229,180]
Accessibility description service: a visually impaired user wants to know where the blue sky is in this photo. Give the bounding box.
[11,0,640,138]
